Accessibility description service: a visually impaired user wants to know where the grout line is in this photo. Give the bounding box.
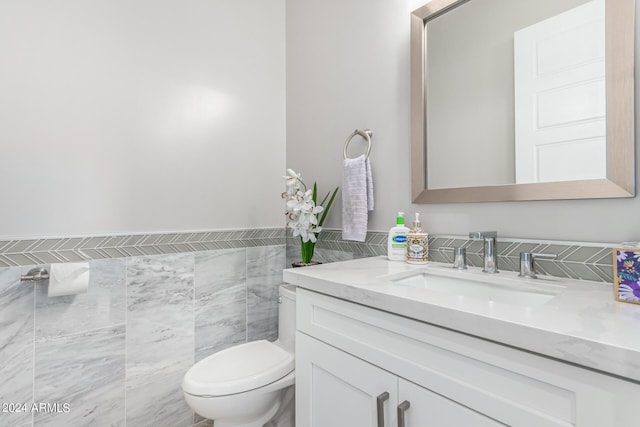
[191,253,196,426]
[124,256,128,427]
[31,274,36,427]
[245,248,249,344]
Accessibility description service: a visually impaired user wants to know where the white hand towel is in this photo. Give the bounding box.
[365,157,374,211]
[342,155,374,242]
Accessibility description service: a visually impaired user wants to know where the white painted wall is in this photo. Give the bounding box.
[286,0,640,243]
[2,0,637,243]
[0,0,285,238]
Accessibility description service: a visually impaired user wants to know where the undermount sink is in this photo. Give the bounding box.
[387,268,564,307]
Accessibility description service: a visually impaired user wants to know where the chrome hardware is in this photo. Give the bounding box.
[519,252,557,279]
[469,231,499,273]
[397,400,410,427]
[343,129,372,159]
[452,247,467,270]
[20,268,50,282]
[376,392,389,427]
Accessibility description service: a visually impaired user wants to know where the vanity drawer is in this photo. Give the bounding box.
[296,288,637,427]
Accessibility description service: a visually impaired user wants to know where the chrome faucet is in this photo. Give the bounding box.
[518,252,557,279]
[469,231,499,273]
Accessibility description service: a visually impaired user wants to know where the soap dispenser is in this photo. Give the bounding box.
[406,213,428,264]
[387,212,409,261]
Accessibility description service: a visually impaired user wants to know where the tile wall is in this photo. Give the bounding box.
[1,226,620,427]
[0,229,285,427]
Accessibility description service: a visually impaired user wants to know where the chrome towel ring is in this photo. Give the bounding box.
[343,129,372,159]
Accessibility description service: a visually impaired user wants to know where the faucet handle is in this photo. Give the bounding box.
[452,247,468,270]
[519,252,557,279]
[469,231,497,240]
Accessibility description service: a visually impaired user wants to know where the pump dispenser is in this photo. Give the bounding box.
[387,212,409,261]
[406,213,428,264]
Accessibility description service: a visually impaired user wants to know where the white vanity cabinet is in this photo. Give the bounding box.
[298,332,500,426]
[297,332,398,426]
[295,288,638,427]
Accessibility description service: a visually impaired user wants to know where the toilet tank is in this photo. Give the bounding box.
[278,284,296,351]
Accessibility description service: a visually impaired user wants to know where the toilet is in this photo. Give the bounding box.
[182,284,296,427]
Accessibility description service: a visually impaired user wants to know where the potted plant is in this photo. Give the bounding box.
[282,169,339,267]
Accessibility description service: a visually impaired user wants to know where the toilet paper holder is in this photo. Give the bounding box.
[20,267,50,282]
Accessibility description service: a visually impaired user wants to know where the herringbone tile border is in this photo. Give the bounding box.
[1,227,618,283]
[292,230,616,283]
[0,228,285,267]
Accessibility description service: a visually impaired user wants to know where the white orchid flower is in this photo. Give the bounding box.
[282,167,338,261]
[286,199,301,211]
[283,169,302,187]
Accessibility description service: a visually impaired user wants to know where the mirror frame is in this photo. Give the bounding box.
[411,0,635,203]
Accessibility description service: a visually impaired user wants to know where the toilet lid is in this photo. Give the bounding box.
[183,340,294,396]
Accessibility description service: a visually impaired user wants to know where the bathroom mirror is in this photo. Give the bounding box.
[410,0,635,203]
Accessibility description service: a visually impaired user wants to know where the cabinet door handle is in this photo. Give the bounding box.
[376,392,390,427]
[397,400,410,427]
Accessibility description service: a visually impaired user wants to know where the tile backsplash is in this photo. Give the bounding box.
[288,230,616,283]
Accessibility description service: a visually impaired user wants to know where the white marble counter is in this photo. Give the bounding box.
[283,256,640,383]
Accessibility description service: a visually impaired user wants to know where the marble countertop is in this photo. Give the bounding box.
[283,256,640,383]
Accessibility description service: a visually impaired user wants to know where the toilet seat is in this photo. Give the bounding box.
[183,340,294,397]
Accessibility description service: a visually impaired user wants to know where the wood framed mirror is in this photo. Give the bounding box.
[411,0,635,203]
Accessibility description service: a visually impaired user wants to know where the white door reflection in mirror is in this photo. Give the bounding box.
[514,0,605,184]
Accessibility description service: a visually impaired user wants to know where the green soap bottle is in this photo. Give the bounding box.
[387,212,409,261]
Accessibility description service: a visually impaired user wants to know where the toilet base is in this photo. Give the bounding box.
[264,386,295,427]
[212,395,280,427]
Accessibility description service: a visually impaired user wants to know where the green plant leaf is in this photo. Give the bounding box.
[318,186,339,226]
[319,190,330,207]
[312,182,318,204]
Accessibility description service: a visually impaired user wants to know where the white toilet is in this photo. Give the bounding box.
[182,284,296,427]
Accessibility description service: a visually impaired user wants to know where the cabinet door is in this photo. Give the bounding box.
[296,332,398,427]
[398,378,503,427]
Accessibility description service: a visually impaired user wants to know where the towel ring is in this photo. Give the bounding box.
[343,129,372,160]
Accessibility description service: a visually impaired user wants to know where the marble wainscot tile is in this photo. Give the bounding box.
[35,258,126,340]
[195,248,246,306]
[247,246,285,342]
[285,239,301,267]
[33,325,125,427]
[126,253,194,327]
[194,248,247,360]
[195,299,247,362]
[126,369,194,427]
[126,253,194,426]
[0,267,35,427]
[312,248,354,264]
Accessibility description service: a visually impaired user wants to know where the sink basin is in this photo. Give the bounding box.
[388,268,563,307]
